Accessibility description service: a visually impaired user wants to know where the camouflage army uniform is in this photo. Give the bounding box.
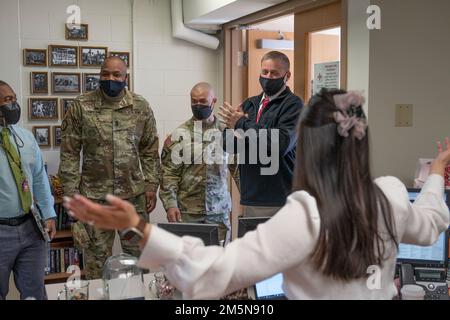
[59,89,160,279]
[160,117,231,242]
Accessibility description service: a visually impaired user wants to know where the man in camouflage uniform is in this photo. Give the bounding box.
[160,82,231,243]
[59,57,160,279]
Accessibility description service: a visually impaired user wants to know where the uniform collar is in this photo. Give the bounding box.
[188,115,219,129]
[96,89,134,110]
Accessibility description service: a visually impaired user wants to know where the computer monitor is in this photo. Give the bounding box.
[157,223,220,246]
[396,189,450,268]
[236,216,287,300]
[254,273,286,300]
[237,217,270,238]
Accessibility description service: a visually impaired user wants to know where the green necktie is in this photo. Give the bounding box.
[1,128,32,213]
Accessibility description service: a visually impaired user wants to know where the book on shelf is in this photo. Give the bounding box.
[45,247,84,275]
[54,203,76,231]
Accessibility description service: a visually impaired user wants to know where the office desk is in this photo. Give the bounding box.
[45,273,179,300]
[45,274,256,300]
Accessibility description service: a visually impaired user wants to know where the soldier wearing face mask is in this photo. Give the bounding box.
[59,57,161,279]
[0,81,56,300]
[159,82,231,243]
[219,51,304,218]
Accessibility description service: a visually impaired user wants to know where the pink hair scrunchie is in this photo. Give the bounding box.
[332,91,367,140]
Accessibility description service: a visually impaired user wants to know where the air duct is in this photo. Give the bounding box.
[171,0,220,50]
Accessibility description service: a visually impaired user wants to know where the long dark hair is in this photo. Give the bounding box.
[293,88,398,281]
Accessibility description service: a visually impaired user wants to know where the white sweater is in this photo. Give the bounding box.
[138,175,449,299]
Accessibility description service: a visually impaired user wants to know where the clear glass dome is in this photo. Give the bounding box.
[102,253,145,300]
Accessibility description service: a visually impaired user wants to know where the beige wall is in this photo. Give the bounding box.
[310,34,340,66]
[368,0,450,185]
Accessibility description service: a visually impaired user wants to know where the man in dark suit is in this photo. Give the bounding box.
[219,51,304,217]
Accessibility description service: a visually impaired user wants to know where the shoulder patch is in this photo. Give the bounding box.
[164,135,173,147]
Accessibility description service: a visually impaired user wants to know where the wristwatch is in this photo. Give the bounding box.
[120,217,147,244]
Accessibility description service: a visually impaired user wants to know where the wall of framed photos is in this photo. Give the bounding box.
[25,42,132,151]
[16,0,135,176]
[22,20,132,175]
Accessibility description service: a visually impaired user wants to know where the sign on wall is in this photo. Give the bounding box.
[313,61,340,95]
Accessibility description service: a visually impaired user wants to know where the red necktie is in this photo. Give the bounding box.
[256,97,270,124]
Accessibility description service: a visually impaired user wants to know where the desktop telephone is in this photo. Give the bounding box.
[400,264,449,300]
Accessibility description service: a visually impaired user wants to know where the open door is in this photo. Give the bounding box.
[294,0,347,102]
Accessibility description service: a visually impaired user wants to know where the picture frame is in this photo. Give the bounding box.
[29,98,59,120]
[32,126,51,147]
[83,73,100,93]
[65,23,88,41]
[53,126,62,147]
[48,45,78,67]
[30,72,49,94]
[52,72,81,94]
[23,49,47,67]
[60,98,76,118]
[80,46,108,67]
[109,51,130,68]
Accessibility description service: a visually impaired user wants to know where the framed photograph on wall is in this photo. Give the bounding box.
[53,126,62,147]
[29,98,58,120]
[60,98,75,118]
[30,72,49,94]
[109,51,130,68]
[32,126,51,147]
[23,49,47,67]
[83,73,100,93]
[80,46,108,67]
[48,45,78,67]
[65,23,88,41]
[52,72,81,94]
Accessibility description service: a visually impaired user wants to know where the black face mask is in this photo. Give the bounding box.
[259,75,286,96]
[0,102,21,126]
[100,80,126,97]
[191,104,213,120]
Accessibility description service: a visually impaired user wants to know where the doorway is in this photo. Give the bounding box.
[294,0,346,101]
[222,0,347,239]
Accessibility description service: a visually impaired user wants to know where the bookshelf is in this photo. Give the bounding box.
[44,185,85,284]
